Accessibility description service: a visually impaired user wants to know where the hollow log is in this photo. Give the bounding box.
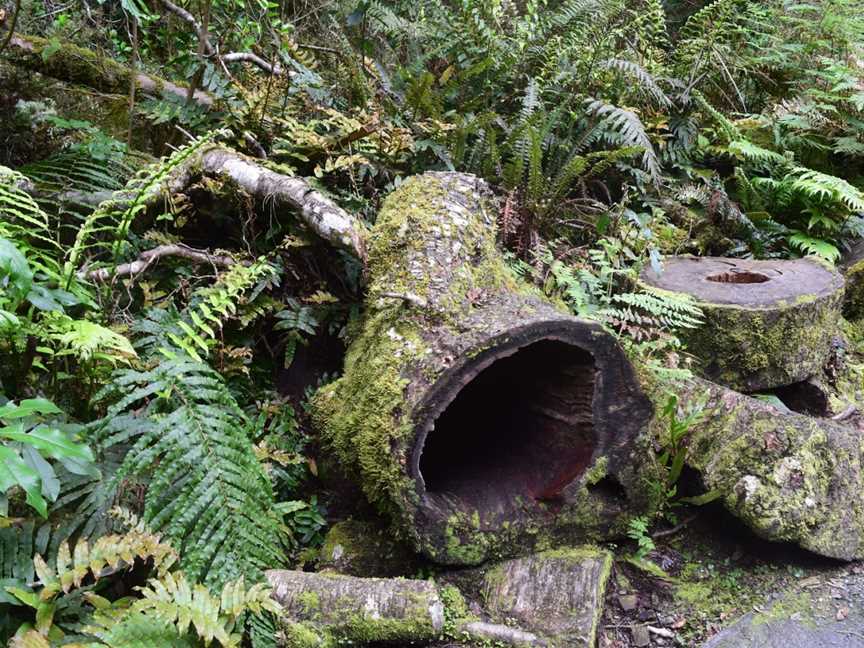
[313,172,659,566]
[266,570,444,646]
[640,256,844,392]
[662,374,864,560]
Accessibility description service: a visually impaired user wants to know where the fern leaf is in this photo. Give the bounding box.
[91,356,288,589]
[586,99,661,183]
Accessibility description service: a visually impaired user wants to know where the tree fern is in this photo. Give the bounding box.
[88,355,288,589]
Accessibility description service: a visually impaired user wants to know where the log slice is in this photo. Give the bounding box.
[640,256,844,392]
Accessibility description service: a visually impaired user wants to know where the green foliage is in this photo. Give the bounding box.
[7,511,280,647]
[63,132,220,286]
[88,354,288,589]
[627,515,655,559]
[168,259,280,361]
[0,399,95,518]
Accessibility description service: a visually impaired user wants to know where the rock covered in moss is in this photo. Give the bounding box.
[318,518,417,577]
[480,547,613,647]
[650,375,864,560]
[640,256,844,392]
[267,569,444,646]
[313,172,659,565]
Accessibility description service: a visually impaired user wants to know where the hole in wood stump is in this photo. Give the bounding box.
[706,270,770,284]
[418,340,596,516]
[587,475,628,501]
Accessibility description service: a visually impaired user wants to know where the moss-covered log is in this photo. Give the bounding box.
[266,570,444,646]
[842,239,864,319]
[640,256,844,392]
[314,172,659,566]
[657,375,864,560]
[3,34,214,107]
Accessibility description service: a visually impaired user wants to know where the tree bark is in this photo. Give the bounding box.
[664,374,864,560]
[313,172,658,566]
[266,570,444,645]
[842,239,864,319]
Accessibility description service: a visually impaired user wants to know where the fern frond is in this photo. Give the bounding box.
[91,356,288,589]
[63,132,221,286]
[586,99,661,182]
[132,572,280,646]
[790,168,864,213]
[601,58,671,107]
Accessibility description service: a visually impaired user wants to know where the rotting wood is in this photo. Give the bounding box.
[313,171,659,565]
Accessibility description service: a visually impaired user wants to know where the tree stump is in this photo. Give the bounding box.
[640,256,844,392]
[314,172,658,565]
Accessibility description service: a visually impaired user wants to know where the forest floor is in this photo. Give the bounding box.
[599,503,857,647]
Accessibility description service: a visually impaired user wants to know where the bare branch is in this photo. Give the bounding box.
[161,0,291,76]
[81,244,237,281]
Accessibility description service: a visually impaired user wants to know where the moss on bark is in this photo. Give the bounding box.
[314,172,659,565]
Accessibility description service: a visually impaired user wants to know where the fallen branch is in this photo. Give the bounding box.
[80,243,237,281]
[71,145,368,278]
[221,51,286,76]
[161,0,289,76]
[197,147,367,260]
[651,513,699,539]
[4,33,214,107]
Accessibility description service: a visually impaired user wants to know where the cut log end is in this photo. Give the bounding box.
[413,336,597,519]
[640,255,844,392]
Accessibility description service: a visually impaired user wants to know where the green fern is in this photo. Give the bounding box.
[63,132,221,286]
[166,259,279,361]
[89,355,288,589]
[586,99,661,182]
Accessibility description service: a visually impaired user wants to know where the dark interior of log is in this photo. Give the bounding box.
[706,270,770,284]
[419,340,597,517]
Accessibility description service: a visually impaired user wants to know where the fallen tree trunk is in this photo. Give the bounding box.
[3,33,214,107]
[313,172,659,565]
[266,570,444,645]
[662,374,864,560]
[842,239,864,319]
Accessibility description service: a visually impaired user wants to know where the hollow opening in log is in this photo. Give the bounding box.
[706,270,770,284]
[418,340,597,516]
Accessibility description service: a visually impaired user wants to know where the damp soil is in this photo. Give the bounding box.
[598,502,854,648]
